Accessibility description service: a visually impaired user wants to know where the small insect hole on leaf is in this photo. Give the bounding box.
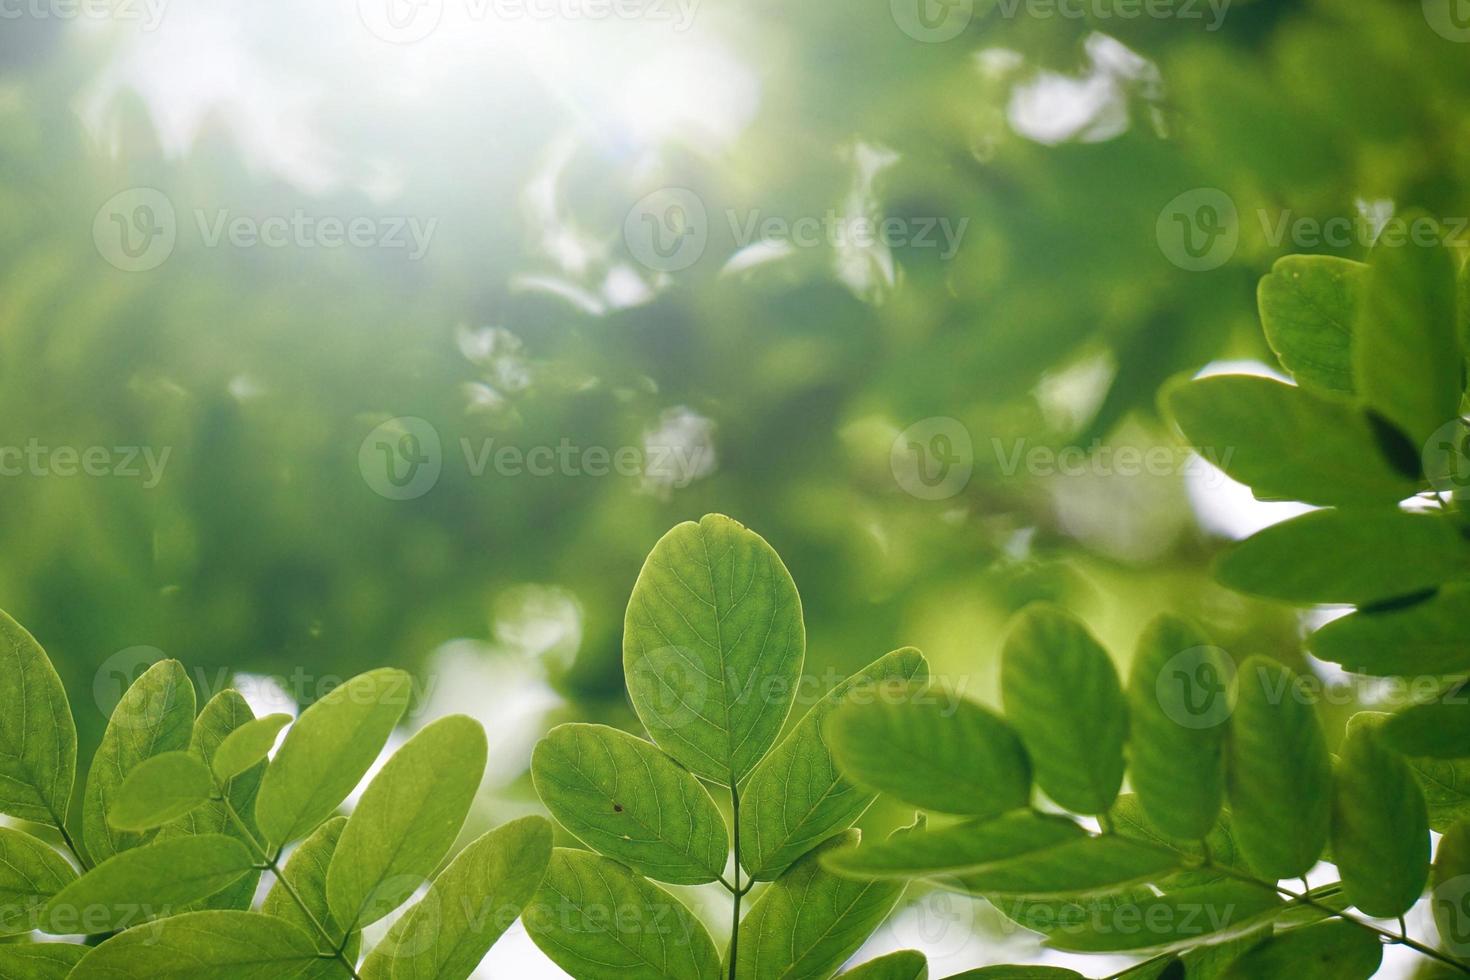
[613,803,623,812]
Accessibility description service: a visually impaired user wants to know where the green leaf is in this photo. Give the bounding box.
[262,816,358,978]
[733,830,906,980]
[524,847,722,980]
[1108,795,1248,891]
[83,659,196,863]
[325,714,486,930]
[742,646,929,880]
[213,713,292,781]
[1164,374,1419,506]
[1431,821,1470,958]
[825,684,1030,818]
[0,827,79,936]
[1125,614,1228,840]
[1310,586,1470,676]
[1226,657,1332,880]
[1217,920,1381,980]
[532,722,726,884]
[1039,881,1282,953]
[821,810,1085,879]
[70,909,323,978]
[1330,719,1430,918]
[1001,604,1125,815]
[0,610,77,827]
[624,513,806,786]
[0,942,87,980]
[1178,932,1269,980]
[108,751,213,831]
[255,667,412,849]
[841,950,928,979]
[40,834,254,934]
[944,834,1179,899]
[1216,509,1470,606]
[157,689,267,912]
[358,815,552,980]
[1381,687,1470,758]
[1353,225,1462,447]
[1257,254,1365,394]
[933,967,1083,978]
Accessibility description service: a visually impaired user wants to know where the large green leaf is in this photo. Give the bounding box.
[532,722,726,884]
[741,647,928,880]
[70,910,324,979]
[1040,881,1281,954]
[0,610,76,827]
[325,714,486,930]
[822,811,1084,879]
[825,684,1029,818]
[1216,509,1470,606]
[1330,719,1430,918]
[1310,586,1470,676]
[945,834,1179,899]
[0,827,78,936]
[923,966,1083,978]
[358,815,552,980]
[524,847,722,980]
[40,834,253,934]
[733,830,906,980]
[255,667,412,849]
[1218,920,1381,980]
[108,751,212,831]
[623,514,805,786]
[1165,374,1419,506]
[212,712,291,781]
[1126,614,1228,840]
[1353,227,1462,447]
[0,942,87,979]
[262,816,358,979]
[842,950,928,979]
[1381,687,1470,758]
[1001,605,1125,815]
[1431,821,1470,957]
[1257,254,1364,394]
[1226,657,1332,879]
[83,660,196,863]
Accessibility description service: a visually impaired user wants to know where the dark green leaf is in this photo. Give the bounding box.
[1002,604,1125,815]
[1040,881,1281,953]
[942,968,1083,978]
[325,714,486,930]
[1165,374,1418,506]
[1311,585,1470,676]
[624,513,805,786]
[255,667,412,849]
[83,660,196,863]
[0,942,87,979]
[0,610,76,828]
[1381,687,1470,758]
[524,847,721,980]
[1217,509,1469,606]
[1330,718,1430,917]
[70,910,323,978]
[841,950,928,979]
[108,751,212,831]
[821,811,1084,879]
[532,722,726,884]
[262,816,357,978]
[1126,614,1228,840]
[0,827,78,936]
[1258,254,1365,394]
[1217,920,1381,980]
[1226,657,1331,879]
[742,646,929,880]
[212,713,292,781]
[1431,820,1470,959]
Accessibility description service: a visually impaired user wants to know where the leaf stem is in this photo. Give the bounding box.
[729,781,741,980]
[47,808,91,872]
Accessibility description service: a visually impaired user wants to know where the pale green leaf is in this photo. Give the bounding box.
[325,714,486,930]
[70,909,323,979]
[83,660,196,863]
[921,966,1082,978]
[41,834,253,935]
[1178,932,1269,980]
[358,815,552,980]
[1431,820,1470,958]
[1258,254,1365,394]
[841,950,928,979]
[742,646,929,880]
[821,811,1084,879]
[0,610,76,828]
[943,833,1179,899]
[1218,920,1381,980]
[262,816,358,979]
[0,942,87,979]
[1040,881,1281,953]
[1002,604,1125,815]
[0,827,78,936]
[1216,509,1469,606]
[1330,719,1430,918]
[213,713,292,781]
[1226,657,1332,879]
[733,830,906,980]
[524,847,722,980]
[533,723,725,885]
[1165,374,1419,506]
[255,667,412,849]
[1310,586,1470,676]
[108,751,212,831]
[624,514,805,786]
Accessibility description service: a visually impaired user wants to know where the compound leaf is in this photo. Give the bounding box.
[0,610,76,828]
[263,816,358,978]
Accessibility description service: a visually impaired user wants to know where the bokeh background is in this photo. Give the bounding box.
[4,0,1470,974]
